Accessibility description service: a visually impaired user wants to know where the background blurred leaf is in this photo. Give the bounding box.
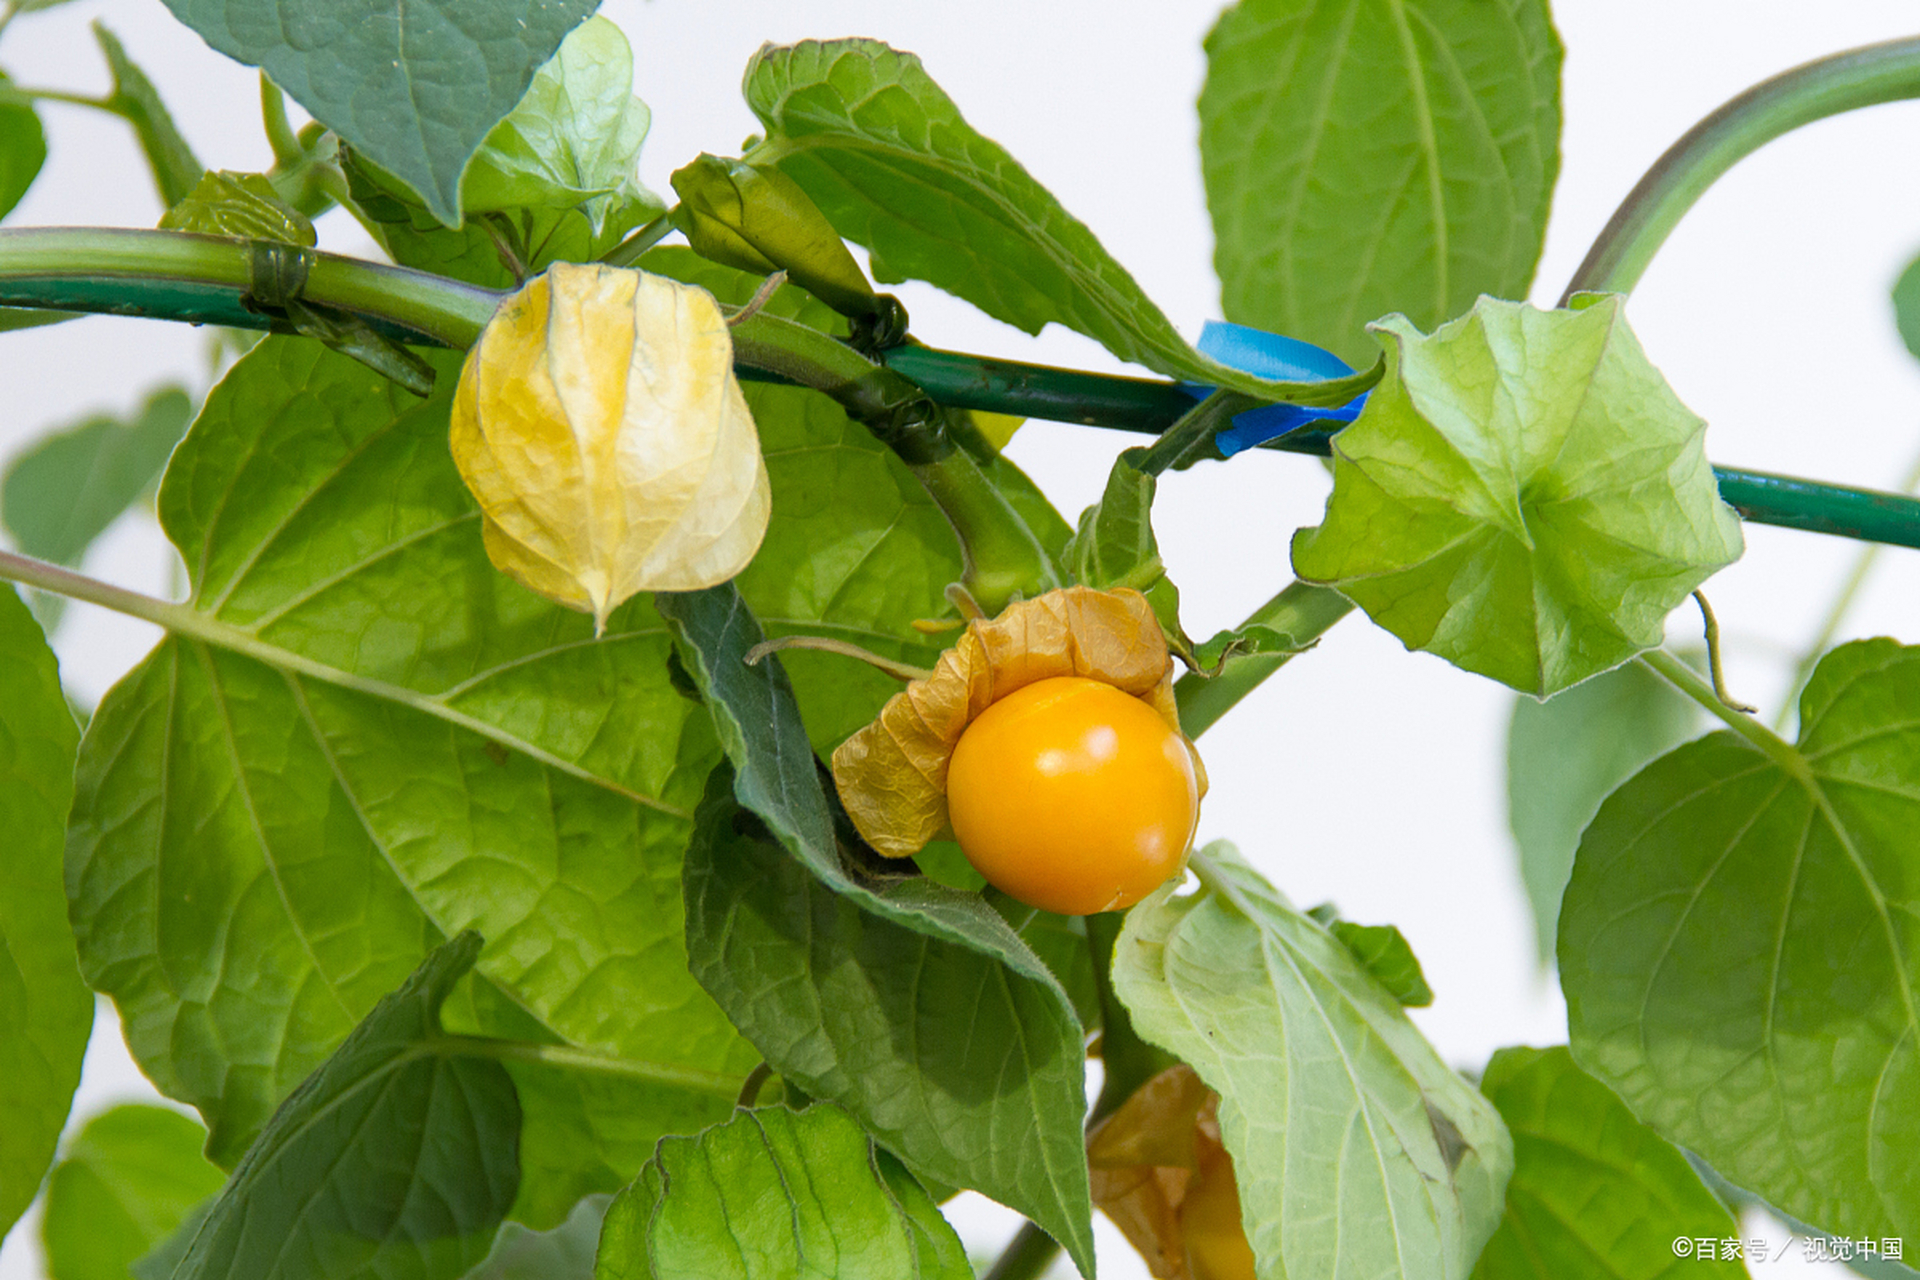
[2,385,191,566]
[171,934,519,1280]
[160,0,599,225]
[1507,662,1698,962]
[1200,0,1562,366]
[1561,638,1920,1245]
[0,75,46,220]
[596,1104,971,1280]
[41,1105,224,1280]
[94,23,204,206]
[0,585,91,1239]
[1470,1046,1746,1279]
[1116,842,1511,1280]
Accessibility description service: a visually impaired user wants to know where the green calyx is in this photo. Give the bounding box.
[1292,295,1745,697]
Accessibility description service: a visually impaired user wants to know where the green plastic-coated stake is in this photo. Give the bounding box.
[5,227,1920,552]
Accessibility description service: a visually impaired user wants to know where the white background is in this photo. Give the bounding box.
[5,1,1919,1275]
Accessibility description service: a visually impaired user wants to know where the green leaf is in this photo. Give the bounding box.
[1306,905,1434,1007]
[0,307,78,332]
[1115,842,1512,1280]
[1292,296,1744,696]
[1200,0,1563,368]
[1064,446,1187,652]
[596,1103,971,1280]
[742,39,1378,406]
[65,337,750,1208]
[160,0,598,226]
[342,17,661,289]
[1470,1046,1744,1280]
[159,170,316,245]
[1893,250,1920,362]
[654,586,1096,1276]
[1506,661,1698,962]
[0,76,45,221]
[94,23,204,207]
[40,1105,225,1280]
[1561,637,1920,1244]
[459,16,658,235]
[1190,623,1308,675]
[642,246,962,752]
[682,773,1096,1259]
[171,933,518,1280]
[465,1194,604,1280]
[0,585,90,1238]
[1,385,192,566]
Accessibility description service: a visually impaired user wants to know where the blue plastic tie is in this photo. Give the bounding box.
[1188,320,1368,456]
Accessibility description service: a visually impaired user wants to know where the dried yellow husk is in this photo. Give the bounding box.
[451,261,770,632]
[830,586,1207,858]
[1086,1064,1222,1280]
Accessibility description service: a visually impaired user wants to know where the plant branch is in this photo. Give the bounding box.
[1563,35,1920,302]
[1,85,117,113]
[1175,580,1355,738]
[743,633,932,681]
[259,74,301,166]
[601,207,678,266]
[982,1222,1061,1280]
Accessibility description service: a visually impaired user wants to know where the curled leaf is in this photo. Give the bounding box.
[831,587,1204,857]
[159,170,316,245]
[1292,296,1743,696]
[451,262,770,631]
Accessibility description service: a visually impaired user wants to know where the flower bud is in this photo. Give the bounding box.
[451,262,770,632]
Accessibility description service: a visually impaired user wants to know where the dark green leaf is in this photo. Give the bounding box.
[160,170,317,245]
[1306,905,1434,1007]
[94,23,204,206]
[2,385,192,566]
[596,1103,971,1280]
[0,585,90,1238]
[1115,843,1511,1280]
[1063,447,1187,651]
[0,76,45,221]
[1292,297,1743,696]
[683,775,1095,1256]
[1506,662,1698,962]
[0,307,78,332]
[160,0,597,226]
[464,1194,604,1280]
[1561,638,1920,1244]
[1200,0,1563,367]
[65,338,749,1213]
[1471,1046,1745,1279]
[172,934,518,1280]
[742,39,1377,406]
[654,587,1095,1276]
[40,1105,225,1280]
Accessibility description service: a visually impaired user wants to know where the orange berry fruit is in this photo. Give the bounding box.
[1180,1145,1257,1280]
[945,676,1198,915]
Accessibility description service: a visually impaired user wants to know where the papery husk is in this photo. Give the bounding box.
[830,586,1206,858]
[451,261,770,632]
[1087,1064,1222,1280]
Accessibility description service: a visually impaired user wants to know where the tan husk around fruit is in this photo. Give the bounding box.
[1087,1064,1230,1280]
[451,262,770,633]
[830,586,1206,858]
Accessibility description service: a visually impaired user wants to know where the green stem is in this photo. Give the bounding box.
[0,548,689,818]
[259,74,301,167]
[1132,389,1253,476]
[1175,581,1355,738]
[431,1035,743,1100]
[1639,647,1809,781]
[910,449,1062,614]
[601,207,678,267]
[0,227,498,346]
[3,86,118,113]
[982,1222,1060,1280]
[1562,35,1920,302]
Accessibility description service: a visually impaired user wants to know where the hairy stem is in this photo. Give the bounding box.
[910,449,1063,615]
[1175,580,1355,738]
[982,1222,1062,1280]
[1563,35,1920,302]
[743,634,932,682]
[259,74,301,166]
